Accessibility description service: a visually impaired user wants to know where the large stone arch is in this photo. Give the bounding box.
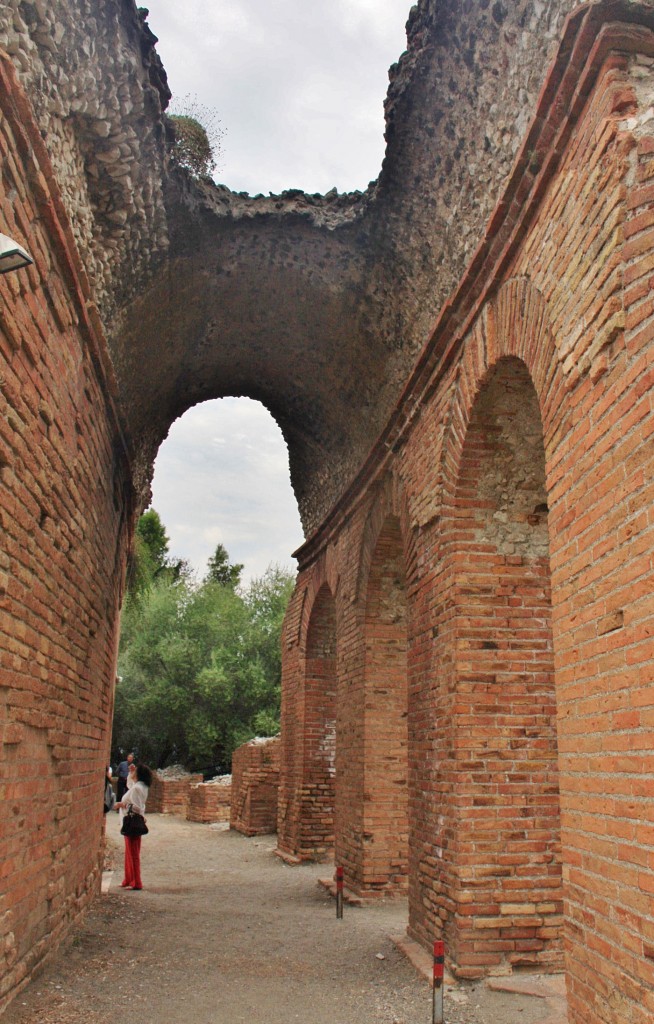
[113,211,373,534]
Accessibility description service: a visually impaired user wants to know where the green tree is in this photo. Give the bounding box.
[206,543,243,589]
[124,509,189,611]
[170,115,215,177]
[137,509,169,572]
[112,538,296,771]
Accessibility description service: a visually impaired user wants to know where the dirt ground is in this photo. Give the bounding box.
[3,815,567,1024]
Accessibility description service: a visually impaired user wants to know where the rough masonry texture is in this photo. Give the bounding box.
[230,737,280,837]
[1,2,654,1023]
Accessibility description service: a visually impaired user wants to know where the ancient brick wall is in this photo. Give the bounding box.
[186,778,232,824]
[230,738,280,837]
[0,54,131,1014]
[3,3,654,1022]
[279,21,654,1024]
[148,772,203,815]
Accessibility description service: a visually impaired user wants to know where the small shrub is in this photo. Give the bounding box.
[168,96,224,180]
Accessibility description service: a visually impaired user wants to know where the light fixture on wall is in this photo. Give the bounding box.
[0,232,33,274]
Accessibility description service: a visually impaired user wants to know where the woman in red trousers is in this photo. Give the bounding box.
[115,762,152,889]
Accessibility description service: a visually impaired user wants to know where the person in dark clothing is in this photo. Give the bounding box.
[116,752,134,801]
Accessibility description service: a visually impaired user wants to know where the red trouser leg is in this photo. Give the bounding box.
[123,836,135,886]
[131,836,142,889]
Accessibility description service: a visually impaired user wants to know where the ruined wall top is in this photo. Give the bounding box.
[5,0,649,535]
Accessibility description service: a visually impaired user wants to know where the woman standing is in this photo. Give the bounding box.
[115,762,152,890]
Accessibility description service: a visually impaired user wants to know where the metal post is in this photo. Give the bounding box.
[336,865,344,919]
[432,939,444,1024]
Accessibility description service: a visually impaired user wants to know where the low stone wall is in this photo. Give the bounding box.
[186,777,232,824]
[148,771,203,815]
[230,738,280,836]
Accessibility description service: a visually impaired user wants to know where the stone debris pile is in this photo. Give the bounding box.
[155,764,193,780]
[204,774,232,786]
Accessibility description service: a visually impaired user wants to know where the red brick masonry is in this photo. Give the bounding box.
[148,773,203,816]
[187,778,232,824]
[0,49,132,1015]
[3,8,654,1024]
[278,11,654,1024]
[231,738,280,836]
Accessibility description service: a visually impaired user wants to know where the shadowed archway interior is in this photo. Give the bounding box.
[450,356,563,974]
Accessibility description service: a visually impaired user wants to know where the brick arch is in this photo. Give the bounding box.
[355,472,415,606]
[355,509,410,895]
[277,560,340,862]
[297,554,340,656]
[298,581,338,859]
[436,279,564,976]
[440,277,567,513]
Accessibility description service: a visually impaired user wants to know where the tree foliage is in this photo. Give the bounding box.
[124,508,189,610]
[206,543,243,589]
[113,516,295,772]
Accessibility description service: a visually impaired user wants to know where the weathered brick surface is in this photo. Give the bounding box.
[0,54,131,1014]
[186,779,232,824]
[4,6,654,1024]
[230,738,280,837]
[148,773,203,816]
[279,29,654,1024]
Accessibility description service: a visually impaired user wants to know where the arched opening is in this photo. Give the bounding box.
[111,397,302,786]
[148,397,303,581]
[360,514,409,894]
[301,584,337,858]
[451,356,562,974]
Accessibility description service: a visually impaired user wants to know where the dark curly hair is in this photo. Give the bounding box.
[136,763,153,787]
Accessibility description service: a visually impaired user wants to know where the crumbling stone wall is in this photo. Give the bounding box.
[0,1,170,319]
[230,737,280,837]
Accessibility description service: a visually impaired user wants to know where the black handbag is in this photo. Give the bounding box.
[121,809,149,837]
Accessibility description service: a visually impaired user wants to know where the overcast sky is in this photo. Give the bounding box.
[145,0,410,583]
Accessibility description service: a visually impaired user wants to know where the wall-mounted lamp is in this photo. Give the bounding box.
[0,232,33,274]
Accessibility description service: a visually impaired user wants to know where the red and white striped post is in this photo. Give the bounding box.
[336,865,344,919]
[432,939,444,1024]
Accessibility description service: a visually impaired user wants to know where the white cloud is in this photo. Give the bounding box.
[148,0,409,194]
[150,399,304,585]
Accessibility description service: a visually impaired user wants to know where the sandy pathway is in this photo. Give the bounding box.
[3,815,564,1024]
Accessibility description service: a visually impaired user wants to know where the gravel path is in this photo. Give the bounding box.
[3,815,565,1024]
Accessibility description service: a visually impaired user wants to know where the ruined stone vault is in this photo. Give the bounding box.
[1,0,591,531]
[2,2,654,1024]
